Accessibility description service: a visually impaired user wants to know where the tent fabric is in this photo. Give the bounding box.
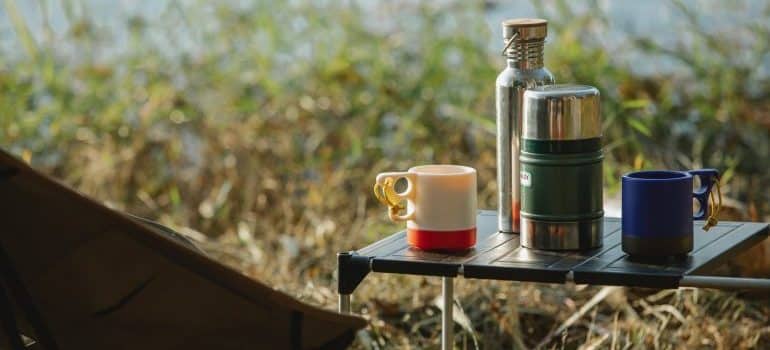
[0,149,365,350]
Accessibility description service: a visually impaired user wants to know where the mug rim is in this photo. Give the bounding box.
[408,164,475,176]
[622,170,691,181]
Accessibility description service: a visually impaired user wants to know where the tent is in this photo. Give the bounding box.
[0,149,365,349]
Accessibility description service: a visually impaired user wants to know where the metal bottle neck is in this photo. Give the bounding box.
[505,39,545,70]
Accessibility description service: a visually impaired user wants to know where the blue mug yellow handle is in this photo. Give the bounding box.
[688,169,720,220]
[621,168,722,256]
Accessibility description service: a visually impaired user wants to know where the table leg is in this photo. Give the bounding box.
[442,277,453,350]
[680,275,770,290]
[337,252,369,315]
[339,294,351,314]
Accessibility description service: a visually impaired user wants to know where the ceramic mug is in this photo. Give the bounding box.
[621,169,720,257]
[374,165,477,250]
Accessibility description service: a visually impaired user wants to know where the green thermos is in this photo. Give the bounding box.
[519,85,603,250]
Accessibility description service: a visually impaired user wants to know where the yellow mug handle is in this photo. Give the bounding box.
[374,172,416,221]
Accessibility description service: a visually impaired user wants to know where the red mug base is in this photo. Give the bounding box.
[407,227,476,250]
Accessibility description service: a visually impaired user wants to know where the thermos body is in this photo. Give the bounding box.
[519,85,604,250]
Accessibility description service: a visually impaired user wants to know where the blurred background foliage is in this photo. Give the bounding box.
[1,0,769,348]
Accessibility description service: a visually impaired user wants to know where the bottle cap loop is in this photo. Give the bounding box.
[702,176,722,231]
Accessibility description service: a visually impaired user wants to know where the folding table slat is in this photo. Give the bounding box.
[571,220,769,288]
[351,211,769,288]
[686,221,769,275]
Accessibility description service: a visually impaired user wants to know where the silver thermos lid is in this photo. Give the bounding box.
[522,84,602,141]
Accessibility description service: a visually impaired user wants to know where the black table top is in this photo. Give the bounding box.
[352,211,769,288]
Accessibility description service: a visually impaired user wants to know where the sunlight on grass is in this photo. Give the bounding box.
[1,0,769,348]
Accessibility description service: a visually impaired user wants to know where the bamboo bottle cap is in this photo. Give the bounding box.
[502,18,548,41]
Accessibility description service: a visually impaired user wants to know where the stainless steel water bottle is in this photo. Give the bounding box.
[497,19,555,234]
[519,85,603,250]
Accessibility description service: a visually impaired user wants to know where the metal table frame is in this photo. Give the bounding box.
[337,211,770,350]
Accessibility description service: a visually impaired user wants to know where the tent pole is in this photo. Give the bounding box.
[442,277,453,350]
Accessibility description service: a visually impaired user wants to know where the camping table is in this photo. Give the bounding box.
[337,210,770,350]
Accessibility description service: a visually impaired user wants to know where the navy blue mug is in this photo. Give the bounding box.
[621,169,719,256]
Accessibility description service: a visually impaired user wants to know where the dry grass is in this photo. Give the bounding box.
[2,0,769,348]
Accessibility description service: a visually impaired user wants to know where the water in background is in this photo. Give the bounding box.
[485,0,769,76]
[1,0,768,76]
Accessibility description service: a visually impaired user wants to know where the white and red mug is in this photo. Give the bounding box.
[374,165,477,250]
